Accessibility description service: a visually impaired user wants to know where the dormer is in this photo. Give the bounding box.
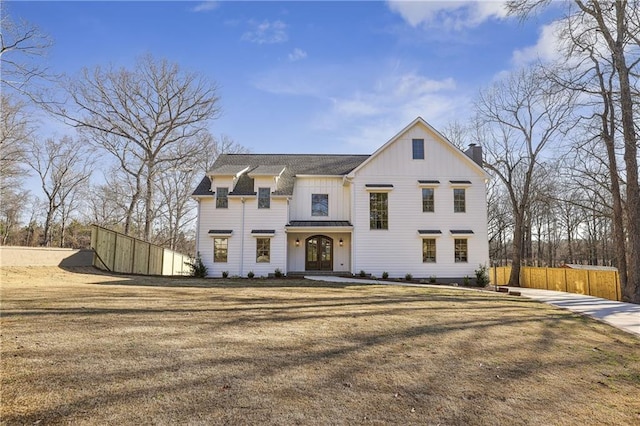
[248,165,286,193]
[207,164,251,192]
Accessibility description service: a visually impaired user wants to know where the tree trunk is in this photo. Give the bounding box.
[42,207,54,247]
[578,0,640,303]
[144,161,154,242]
[509,217,524,287]
[613,31,640,302]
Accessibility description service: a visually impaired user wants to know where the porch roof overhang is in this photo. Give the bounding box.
[285,220,353,233]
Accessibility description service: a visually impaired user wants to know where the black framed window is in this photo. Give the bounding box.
[454,188,466,213]
[312,194,329,216]
[258,188,270,209]
[454,239,468,263]
[412,139,424,159]
[256,238,270,263]
[422,239,436,263]
[214,238,228,262]
[369,192,388,230]
[216,187,228,209]
[422,188,434,212]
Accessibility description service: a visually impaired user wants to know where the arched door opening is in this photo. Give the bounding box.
[305,235,333,271]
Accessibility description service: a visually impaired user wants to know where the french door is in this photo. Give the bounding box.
[305,235,333,271]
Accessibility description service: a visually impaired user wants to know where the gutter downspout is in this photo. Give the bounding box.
[195,199,201,255]
[286,197,290,274]
[240,197,246,276]
[348,177,356,274]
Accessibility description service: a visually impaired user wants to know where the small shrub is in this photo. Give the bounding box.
[186,252,208,278]
[474,264,490,287]
[247,271,255,279]
[274,268,283,278]
[429,275,436,283]
[463,275,470,286]
[359,270,366,277]
[405,273,413,281]
[382,271,389,280]
[222,271,229,278]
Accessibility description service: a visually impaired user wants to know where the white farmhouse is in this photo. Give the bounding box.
[192,117,490,280]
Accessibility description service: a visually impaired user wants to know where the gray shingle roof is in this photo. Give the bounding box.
[193,176,213,196]
[210,164,250,175]
[248,165,286,176]
[193,154,369,197]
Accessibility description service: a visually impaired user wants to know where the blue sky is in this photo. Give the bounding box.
[8,1,560,155]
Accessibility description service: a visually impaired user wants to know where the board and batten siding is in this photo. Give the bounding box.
[289,177,350,221]
[196,195,288,277]
[350,122,489,278]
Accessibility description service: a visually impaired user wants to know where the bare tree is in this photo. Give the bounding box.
[508,0,640,301]
[441,120,472,150]
[0,189,29,245]
[0,93,33,245]
[46,54,221,241]
[0,3,53,98]
[88,168,133,232]
[26,136,93,246]
[0,94,31,195]
[475,67,577,286]
[155,132,248,252]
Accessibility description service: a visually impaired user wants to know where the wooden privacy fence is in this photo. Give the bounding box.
[490,266,621,302]
[90,225,190,276]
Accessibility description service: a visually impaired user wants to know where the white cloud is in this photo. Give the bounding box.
[242,20,288,44]
[511,21,565,66]
[252,62,466,152]
[288,48,307,62]
[387,0,509,30]
[320,72,462,151]
[191,1,219,13]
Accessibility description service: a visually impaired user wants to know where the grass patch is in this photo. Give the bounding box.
[1,266,639,424]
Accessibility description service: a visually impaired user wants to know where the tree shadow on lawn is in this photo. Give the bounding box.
[3,302,637,426]
[62,266,495,290]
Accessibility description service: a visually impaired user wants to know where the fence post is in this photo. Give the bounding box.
[545,267,549,290]
[131,239,136,274]
[112,232,118,273]
[147,243,152,275]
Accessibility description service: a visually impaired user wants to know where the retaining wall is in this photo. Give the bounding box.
[0,246,94,267]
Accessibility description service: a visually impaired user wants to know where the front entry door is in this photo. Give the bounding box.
[305,236,333,271]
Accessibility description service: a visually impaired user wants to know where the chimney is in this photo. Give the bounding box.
[464,143,483,167]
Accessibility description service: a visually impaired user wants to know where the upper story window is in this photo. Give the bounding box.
[216,187,228,209]
[258,187,270,209]
[412,139,425,159]
[422,188,434,212]
[369,192,388,230]
[454,188,466,213]
[312,194,329,216]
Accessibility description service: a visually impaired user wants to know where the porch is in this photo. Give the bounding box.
[285,221,353,274]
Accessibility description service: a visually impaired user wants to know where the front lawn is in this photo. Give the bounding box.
[1,267,639,425]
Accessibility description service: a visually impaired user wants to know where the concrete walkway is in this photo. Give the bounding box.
[505,287,640,337]
[305,275,640,337]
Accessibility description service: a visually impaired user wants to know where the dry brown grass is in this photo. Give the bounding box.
[1,266,639,425]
